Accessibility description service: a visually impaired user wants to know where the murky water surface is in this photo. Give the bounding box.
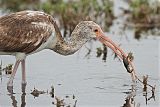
[0,33,160,107]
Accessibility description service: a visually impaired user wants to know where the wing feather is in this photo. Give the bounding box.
[0,11,55,54]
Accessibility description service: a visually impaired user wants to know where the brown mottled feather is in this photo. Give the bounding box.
[0,11,56,54]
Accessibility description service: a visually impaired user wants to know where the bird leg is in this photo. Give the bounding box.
[7,60,21,87]
[21,59,27,85]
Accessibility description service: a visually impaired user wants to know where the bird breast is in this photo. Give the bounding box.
[30,32,57,54]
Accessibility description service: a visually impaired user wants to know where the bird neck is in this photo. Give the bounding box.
[51,32,88,56]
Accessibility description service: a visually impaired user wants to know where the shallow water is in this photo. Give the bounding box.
[0,0,160,106]
[0,33,160,107]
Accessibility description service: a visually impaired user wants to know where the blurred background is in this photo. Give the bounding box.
[0,0,159,39]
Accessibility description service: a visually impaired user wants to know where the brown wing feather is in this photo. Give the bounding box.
[0,11,55,54]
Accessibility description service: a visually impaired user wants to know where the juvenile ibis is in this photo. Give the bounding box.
[0,11,133,87]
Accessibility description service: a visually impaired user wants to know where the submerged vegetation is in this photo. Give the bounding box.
[0,61,13,76]
[30,86,77,107]
[96,44,108,62]
[31,87,46,97]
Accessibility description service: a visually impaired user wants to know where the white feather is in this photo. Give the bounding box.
[31,32,57,54]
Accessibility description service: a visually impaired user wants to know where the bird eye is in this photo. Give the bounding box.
[94,29,98,32]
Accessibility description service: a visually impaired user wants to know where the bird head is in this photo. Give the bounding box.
[76,21,128,62]
[74,21,100,39]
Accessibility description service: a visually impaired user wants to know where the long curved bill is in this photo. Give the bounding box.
[96,29,136,81]
[101,35,125,59]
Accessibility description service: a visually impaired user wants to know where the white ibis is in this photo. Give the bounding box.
[0,10,133,87]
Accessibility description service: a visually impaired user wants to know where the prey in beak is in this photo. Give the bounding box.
[122,53,134,73]
[94,27,135,78]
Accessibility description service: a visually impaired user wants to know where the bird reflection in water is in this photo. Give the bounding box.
[122,82,156,107]
[7,84,26,107]
[122,84,138,107]
[142,75,156,105]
